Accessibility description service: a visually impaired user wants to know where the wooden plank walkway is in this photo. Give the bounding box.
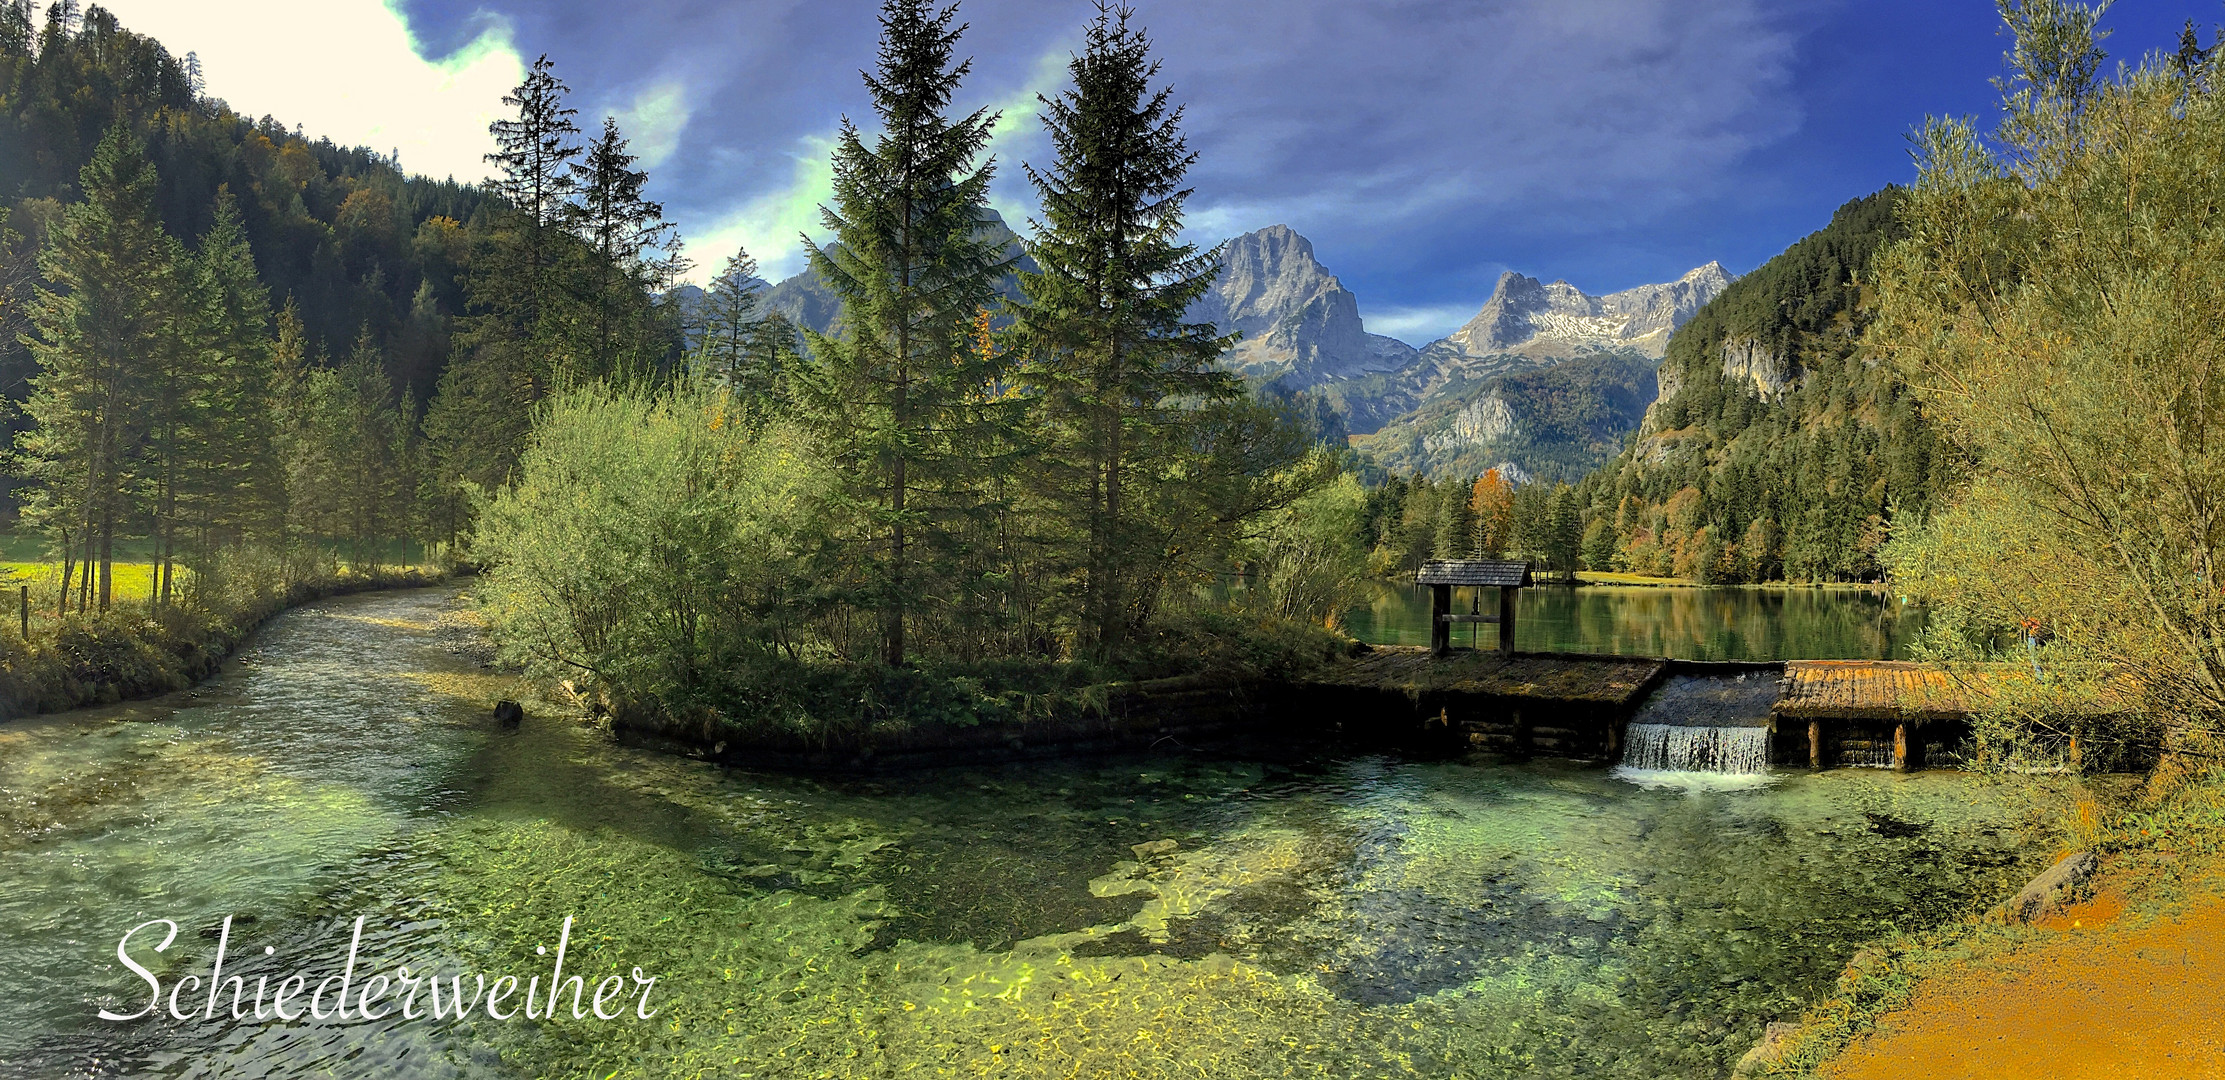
[1777,661,1971,724]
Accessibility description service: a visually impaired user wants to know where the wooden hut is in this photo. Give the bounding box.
[1415,559,1532,656]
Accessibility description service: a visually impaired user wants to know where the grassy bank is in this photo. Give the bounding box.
[0,548,448,720]
[1765,751,2225,1075]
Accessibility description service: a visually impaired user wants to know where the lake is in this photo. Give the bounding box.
[1343,580,1924,660]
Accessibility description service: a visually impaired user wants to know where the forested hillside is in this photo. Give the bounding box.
[1354,352,1656,485]
[1572,189,1952,582]
[0,2,698,606]
[0,1,489,413]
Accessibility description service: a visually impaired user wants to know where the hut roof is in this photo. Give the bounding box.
[1416,559,1532,587]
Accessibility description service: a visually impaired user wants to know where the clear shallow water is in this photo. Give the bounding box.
[1345,580,1922,659]
[0,586,2047,1079]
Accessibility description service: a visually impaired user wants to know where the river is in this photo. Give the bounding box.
[0,585,2046,1078]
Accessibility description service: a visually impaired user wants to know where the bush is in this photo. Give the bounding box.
[472,383,831,725]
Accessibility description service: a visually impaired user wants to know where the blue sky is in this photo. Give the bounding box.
[111,1,2225,344]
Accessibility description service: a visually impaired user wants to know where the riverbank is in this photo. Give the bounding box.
[1756,757,2225,1076]
[0,558,448,721]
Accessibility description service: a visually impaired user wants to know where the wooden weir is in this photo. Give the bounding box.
[1776,660,1971,771]
[1304,648,1991,771]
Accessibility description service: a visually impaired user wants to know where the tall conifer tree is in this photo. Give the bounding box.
[19,125,174,612]
[567,116,674,382]
[694,245,792,420]
[792,0,1009,666]
[425,55,584,528]
[1013,3,1234,654]
[486,53,581,328]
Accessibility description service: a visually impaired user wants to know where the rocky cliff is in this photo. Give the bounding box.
[1319,260,1728,447]
[1188,225,1418,388]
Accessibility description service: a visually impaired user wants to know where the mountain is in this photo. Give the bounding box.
[1433,263,1730,363]
[1187,225,1417,388]
[1351,354,1658,486]
[1572,188,1951,583]
[1324,261,1729,475]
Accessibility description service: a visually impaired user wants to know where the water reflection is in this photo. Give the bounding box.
[1345,580,1923,659]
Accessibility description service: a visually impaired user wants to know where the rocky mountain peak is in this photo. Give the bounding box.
[1191,225,1418,388]
[1436,262,1731,362]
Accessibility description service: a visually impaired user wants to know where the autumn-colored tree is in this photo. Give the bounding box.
[1471,470,1514,558]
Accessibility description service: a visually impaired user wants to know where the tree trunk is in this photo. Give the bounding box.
[97,504,112,613]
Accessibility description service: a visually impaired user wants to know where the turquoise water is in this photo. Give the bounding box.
[0,586,2043,1078]
[1345,580,1923,659]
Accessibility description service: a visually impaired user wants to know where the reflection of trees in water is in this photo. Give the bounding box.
[1348,583,1918,659]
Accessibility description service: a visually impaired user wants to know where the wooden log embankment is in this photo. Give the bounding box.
[1296,646,1667,761]
[1775,660,1976,771]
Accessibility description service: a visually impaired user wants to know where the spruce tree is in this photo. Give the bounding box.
[19,125,175,612]
[791,0,1010,666]
[694,245,794,421]
[485,53,581,327]
[1011,2,1234,655]
[425,56,585,530]
[171,190,281,591]
[694,245,763,387]
[567,116,673,382]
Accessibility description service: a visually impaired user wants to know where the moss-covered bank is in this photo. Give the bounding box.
[586,613,1369,770]
[0,562,448,720]
[1758,753,2225,1076]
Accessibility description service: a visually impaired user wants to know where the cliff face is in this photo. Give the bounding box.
[1717,337,1798,401]
[1575,188,1949,583]
[1320,259,1727,475]
[757,213,1728,486]
[1188,225,1418,388]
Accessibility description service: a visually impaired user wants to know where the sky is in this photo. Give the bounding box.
[96,0,2225,344]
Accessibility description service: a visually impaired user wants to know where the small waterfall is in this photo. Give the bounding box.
[1614,671,1781,781]
[1620,723,1772,774]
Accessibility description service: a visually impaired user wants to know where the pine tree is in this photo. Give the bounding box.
[1011,2,1235,654]
[1545,485,1583,575]
[19,125,175,613]
[0,0,30,54]
[1433,482,1478,559]
[486,54,581,322]
[425,56,585,531]
[790,0,1010,666]
[567,116,673,382]
[164,189,280,597]
[693,245,763,385]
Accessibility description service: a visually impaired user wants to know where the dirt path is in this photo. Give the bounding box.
[1823,892,2225,1079]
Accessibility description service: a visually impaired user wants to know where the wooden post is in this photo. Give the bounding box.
[1498,584,1517,655]
[18,585,26,639]
[1606,719,1622,763]
[1892,722,1911,772]
[1808,720,1824,769]
[1430,583,1452,655]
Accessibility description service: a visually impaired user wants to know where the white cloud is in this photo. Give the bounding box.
[609,80,690,170]
[95,0,523,182]
[1363,304,1480,347]
[977,43,1074,231]
[684,133,837,284]
[679,42,1068,287]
